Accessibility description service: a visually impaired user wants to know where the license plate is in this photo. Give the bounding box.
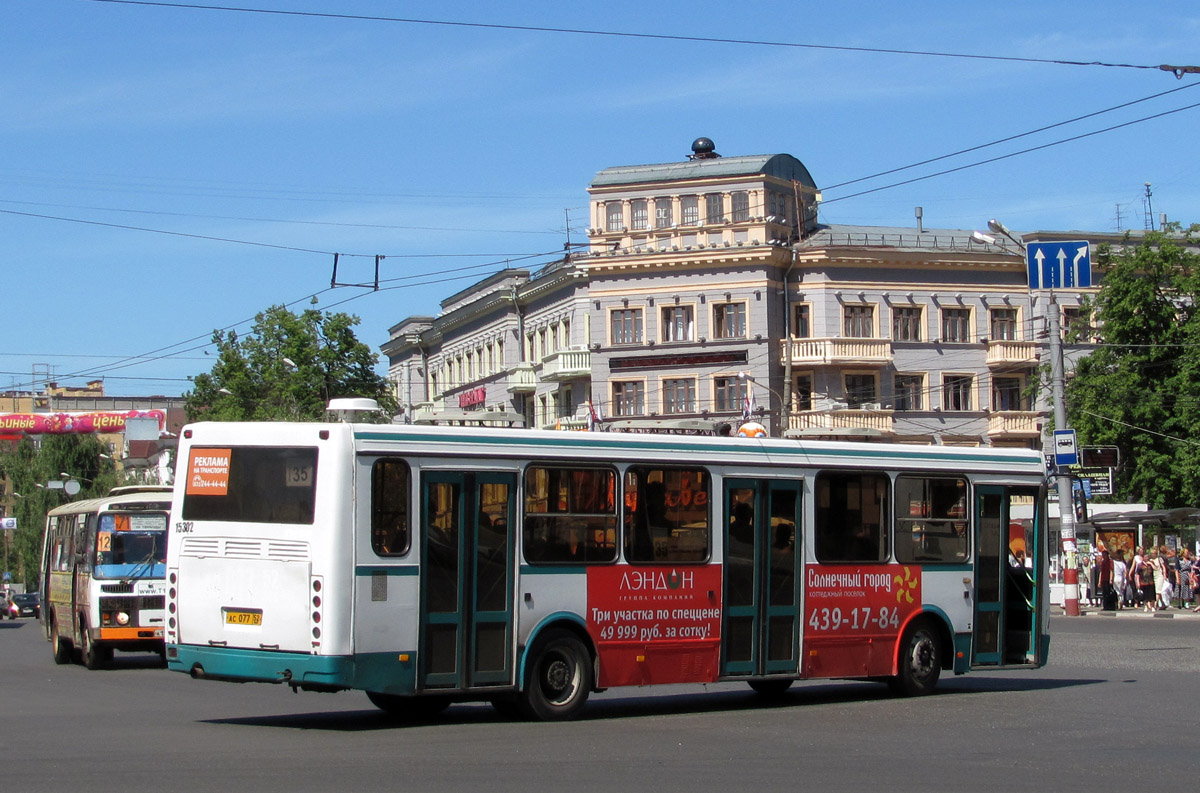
[224,610,262,626]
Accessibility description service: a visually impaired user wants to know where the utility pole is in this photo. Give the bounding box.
[1047,296,1080,616]
[989,219,1081,617]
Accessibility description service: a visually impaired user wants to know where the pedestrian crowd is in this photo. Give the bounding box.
[1078,544,1199,612]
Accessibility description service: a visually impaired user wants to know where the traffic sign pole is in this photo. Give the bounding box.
[1048,298,1081,617]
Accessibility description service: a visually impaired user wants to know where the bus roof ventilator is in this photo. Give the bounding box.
[326,398,381,422]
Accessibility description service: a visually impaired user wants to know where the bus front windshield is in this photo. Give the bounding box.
[94,512,168,579]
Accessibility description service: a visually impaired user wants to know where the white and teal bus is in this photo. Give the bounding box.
[165,401,1048,720]
[42,486,171,668]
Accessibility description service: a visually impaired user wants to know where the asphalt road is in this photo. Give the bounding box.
[2,612,1196,792]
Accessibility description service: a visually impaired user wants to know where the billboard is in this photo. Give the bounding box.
[0,410,166,436]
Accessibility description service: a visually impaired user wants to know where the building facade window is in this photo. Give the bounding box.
[992,376,1026,411]
[892,306,922,342]
[793,304,811,338]
[605,202,623,232]
[630,199,648,231]
[731,191,749,222]
[662,378,696,414]
[681,195,699,226]
[990,308,1017,341]
[844,374,877,408]
[893,374,924,411]
[612,381,645,417]
[713,302,746,339]
[843,305,874,338]
[942,374,973,411]
[610,308,643,345]
[558,385,575,419]
[793,374,813,411]
[941,308,971,343]
[661,305,694,342]
[1062,306,1093,342]
[713,376,746,413]
[654,198,673,229]
[704,193,724,224]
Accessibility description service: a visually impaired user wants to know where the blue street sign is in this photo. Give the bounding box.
[1027,241,1091,290]
[1054,429,1079,466]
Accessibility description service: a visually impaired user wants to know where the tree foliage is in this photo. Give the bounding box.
[0,434,121,585]
[186,303,397,422]
[1065,225,1200,508]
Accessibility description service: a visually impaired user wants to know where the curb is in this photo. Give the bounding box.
[1054,607,1200,619]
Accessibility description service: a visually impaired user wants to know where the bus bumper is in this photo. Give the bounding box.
[167,644,353,690]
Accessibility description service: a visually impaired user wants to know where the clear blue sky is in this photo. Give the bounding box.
[3,0,1198,397]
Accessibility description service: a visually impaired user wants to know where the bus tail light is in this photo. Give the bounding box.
[309,575,323,651]
[166,566,179,644]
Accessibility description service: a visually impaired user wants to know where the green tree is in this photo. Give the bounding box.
[0,434,120,585]
[186,303,397,422]
[1065,225,1200,508]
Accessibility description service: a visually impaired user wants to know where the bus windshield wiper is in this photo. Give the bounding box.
[124,534,161,582]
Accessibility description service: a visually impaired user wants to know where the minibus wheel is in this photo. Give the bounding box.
[80,622,112,670]
[50,616,72,665]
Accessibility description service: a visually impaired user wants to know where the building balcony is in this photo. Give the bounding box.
[787,407,895,436]
[540,416,589,431]
[541,347,592,381]
[986,340,1039,367]
[505,363,536,394]
[782,337,893,366]
[987,410,1041,437]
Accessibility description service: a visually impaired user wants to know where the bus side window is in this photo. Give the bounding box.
[623,466,710,564]
[814,471,889,563]
[894,475,969,563]
[371,458,411,556]
[523,466,617,565]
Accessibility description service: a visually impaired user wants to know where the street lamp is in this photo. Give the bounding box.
[737,372,786,435]
[984,218,1081,617]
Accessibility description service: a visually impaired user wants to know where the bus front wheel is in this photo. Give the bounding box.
[80,624,112,670]
[889,620,942,697]
[519,629,592,721]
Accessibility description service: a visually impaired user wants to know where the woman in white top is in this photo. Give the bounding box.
[1112,554,1128,610]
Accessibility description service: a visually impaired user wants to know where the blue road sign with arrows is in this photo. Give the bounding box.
[1027,241,1091,289]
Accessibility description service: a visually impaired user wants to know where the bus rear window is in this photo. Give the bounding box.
[182,446,318,525]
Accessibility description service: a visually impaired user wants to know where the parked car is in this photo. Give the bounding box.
[11,593,40,619]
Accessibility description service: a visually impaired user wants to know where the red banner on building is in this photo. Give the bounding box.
[0,410,166,435]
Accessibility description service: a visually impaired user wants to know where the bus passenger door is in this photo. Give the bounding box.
[973,485,1041,667]
[420,471,516,691]
[720,479,803,678]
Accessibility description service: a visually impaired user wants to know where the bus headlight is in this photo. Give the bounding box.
[116,612,130,626]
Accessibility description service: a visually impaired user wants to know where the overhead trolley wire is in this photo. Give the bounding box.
[82,0,1200,76]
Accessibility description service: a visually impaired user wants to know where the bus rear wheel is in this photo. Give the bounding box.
[748,678,794,697]
[365,691,450,721]
[519,629,592,721]
[889,620,942,697]
[50,617,72,665]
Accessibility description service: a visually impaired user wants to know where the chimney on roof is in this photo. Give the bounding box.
[915,206,924,234]
[688,137,720,160]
